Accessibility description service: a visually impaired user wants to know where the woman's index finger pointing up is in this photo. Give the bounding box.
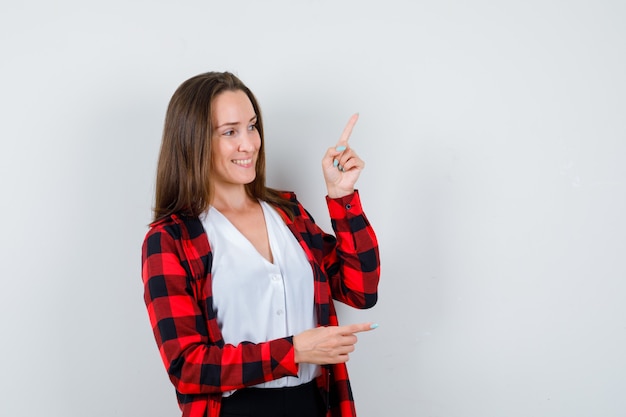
[336,113,359,148]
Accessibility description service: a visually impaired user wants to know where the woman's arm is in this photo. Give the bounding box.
[142,224,299,395]
[318,114,380,308]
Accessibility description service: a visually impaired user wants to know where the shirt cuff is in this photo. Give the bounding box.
[326,190,363,219]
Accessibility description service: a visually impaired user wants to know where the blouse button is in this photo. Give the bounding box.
[345,204,352,210]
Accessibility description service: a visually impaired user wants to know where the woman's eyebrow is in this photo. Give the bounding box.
[215,121,238,129]
[216,115,257,129]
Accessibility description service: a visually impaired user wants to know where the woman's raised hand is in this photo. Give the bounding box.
[322,114,365,198]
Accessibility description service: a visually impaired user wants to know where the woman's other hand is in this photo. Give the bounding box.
[293,322,377,365]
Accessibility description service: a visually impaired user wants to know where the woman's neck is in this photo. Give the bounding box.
[211,184,256,213]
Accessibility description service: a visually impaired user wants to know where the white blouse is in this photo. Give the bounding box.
[203,201,320,393]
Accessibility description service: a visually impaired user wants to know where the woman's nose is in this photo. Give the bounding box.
[238,131,256,151]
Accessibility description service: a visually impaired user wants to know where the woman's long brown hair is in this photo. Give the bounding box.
[152,71,295,223]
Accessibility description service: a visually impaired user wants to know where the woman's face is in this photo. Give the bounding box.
[210,89,261,190]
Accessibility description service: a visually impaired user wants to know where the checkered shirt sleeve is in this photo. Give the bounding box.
[141,217,299,396]
[324,191,380,309]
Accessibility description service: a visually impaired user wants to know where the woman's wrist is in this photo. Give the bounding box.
[326,187,355,199]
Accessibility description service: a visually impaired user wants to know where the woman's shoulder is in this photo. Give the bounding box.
[265,188,314,223]
[146,213,205,240]
[268,188,297,201]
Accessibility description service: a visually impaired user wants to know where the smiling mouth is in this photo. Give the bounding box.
[232,159,253,166]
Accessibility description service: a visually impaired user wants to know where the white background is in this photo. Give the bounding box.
[1,1,625,416]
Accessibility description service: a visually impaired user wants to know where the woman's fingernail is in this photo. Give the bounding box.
[370,323,379,329]
[335,145,346,152]
[338,164,344,172]
[333,159,339,167]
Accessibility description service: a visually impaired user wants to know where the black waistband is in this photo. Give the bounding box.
[221,380,324,417]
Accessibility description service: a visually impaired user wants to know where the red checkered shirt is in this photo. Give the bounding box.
[141,191,380,417]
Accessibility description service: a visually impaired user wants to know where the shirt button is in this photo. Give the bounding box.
[272,275,280,281]
[277,309,284,316]
[345,204,352,210]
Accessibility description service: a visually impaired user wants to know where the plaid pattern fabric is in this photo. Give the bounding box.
[142,191,380,417]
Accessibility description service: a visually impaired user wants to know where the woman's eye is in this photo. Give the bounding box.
[248,124,256,131]
[223,130,235,136]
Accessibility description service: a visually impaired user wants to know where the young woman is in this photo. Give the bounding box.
[142,71,380,417]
